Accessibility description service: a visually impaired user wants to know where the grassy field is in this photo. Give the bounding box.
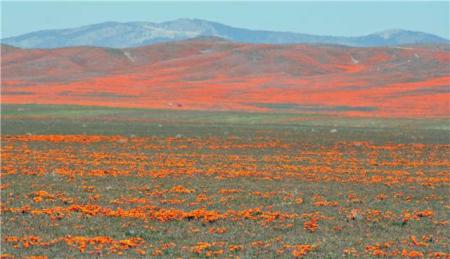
[1,104,449,258]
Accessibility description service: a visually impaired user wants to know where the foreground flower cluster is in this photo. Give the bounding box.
[1,134,449,257]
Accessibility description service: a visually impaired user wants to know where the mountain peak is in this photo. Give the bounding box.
[371,29,407,39]
[2,19,448,49]
[366,29,449,45]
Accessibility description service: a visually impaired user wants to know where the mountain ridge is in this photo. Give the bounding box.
[3,18,449,49]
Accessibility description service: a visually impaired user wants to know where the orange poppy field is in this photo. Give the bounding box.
[1,104,449,258]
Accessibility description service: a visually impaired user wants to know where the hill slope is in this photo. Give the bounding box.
[2,39,449,117]
[2,19,449,48]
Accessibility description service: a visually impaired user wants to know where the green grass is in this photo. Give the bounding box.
[1,104,449,257]
[2,104,449,142]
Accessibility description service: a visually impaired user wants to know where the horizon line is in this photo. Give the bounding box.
[2,18,449,41]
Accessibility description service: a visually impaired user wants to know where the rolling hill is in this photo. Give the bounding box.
[2,38,449,117]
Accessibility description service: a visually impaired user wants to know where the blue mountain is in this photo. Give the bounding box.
[2,19,449,48]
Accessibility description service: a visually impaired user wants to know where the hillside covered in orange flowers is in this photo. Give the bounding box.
[2,39,449,117]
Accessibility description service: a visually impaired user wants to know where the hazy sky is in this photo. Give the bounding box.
[1,1,449,39]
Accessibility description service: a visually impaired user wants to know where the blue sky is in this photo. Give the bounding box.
[1,1,449,38]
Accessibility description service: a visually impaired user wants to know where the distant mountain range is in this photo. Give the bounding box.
[2,18,449,48]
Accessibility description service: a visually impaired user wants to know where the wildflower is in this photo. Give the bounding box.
[304,217,318,232]
[170,185,194,194]
[291,244,314,258]
[229,244,243,252]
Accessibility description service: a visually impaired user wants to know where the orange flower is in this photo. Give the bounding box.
[229,244,243,252]
[304,217,319,232]
[191,242,213,254]
[366,245,386,256]
[429,252,449,257]
[218,188,240,194]
[32,191,55,203]
[402,249,424,257]
[415,210,433,218]
[135,249,146,255]
[209,227,227,234]
[152,249,163,256]
[402,212,413,224]
[343,247,358,256]
[347,208,362,221]
[314,200,338,207]
[291,244,314,258]
[295,197,304,205]
[169,185,194,194]
[160,242,176,250]
[410,235,428,247]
